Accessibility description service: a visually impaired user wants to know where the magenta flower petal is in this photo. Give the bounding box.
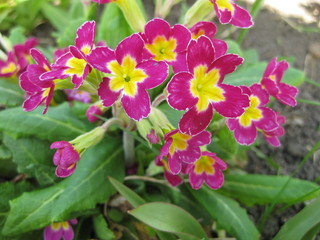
[20,71,42,93]
[30,48,50,69]
[171,24,192,53]
[188,130,212,146]
[164,170,183,187]
[206,170,224,189]
[179,106,213,136]
[98,77,121,107]
[212,39,228,59]
[214,3,232,24]
[189,171,205,189]
[277,83,298,107]
[23,92,45,112]
[87,47,115,73]
[228,118,257,145]
[116,33,144,64]
[44,225,63,240]
[138,60,169,89]
[121,86,151,121]
[190,21,217,39]
[167,72,198,111]
[229,3,254,28]
[86,105,103,122]
[75,21,96,55]
[144,18,171,41]
[255,107,278,131]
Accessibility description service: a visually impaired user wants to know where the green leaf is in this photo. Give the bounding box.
[97,3,133,48]
[3,135,57,186]
[2,137,124,236]
[226,40,244,58]
[92,214,115,240]
[219,174,320,205]
[282,67,305,86]
[0,80,24,107]
[0,144,11,160]
[0,103,91,141]
[57,18,86,47]
[41,2,69,32]
[129,202,207,240]
[109,177,145,207]
[189,187,260,240]
[274,198,320,240]
[8,26,26,45]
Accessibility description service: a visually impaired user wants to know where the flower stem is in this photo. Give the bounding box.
[123,131,135,167]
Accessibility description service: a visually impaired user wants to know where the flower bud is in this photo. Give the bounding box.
[86,102,104,122]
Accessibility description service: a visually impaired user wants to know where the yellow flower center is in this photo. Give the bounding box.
[269,74,276,81]
[192,29,205,40]
[145,36,177,62]
[108,55,147,97]
[64,57,87,77]
[1,62,17,74]
[216,0,234,12]
[239,96,263,127]
[190,65,225,112]
[169,132,191,155]
[51,221,69,231]
[194,155,215,174]
[81,45,91,55]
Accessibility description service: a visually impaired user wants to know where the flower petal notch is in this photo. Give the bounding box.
[88,33,169,121]
[167,35,249,135]
[211,0,253,28]
[141,18,191,73]
[261,57,298,107]
[226,84,279,145]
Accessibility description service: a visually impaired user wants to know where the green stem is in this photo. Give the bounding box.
[297,98,320,106]
[305,79,320,88]
[237,0,265,45]
[123,131,135,167]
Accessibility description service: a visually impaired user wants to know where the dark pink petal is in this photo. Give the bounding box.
[98,77,121,107]
[53,52,73,67]
[19,72,42,93]
[87,47,115,73]
[69,219,78,225]
[147,129,160,144]
[179,106,213,136]
[233,122,257,145]
[50,141,71,149]
[164,129,179,141]
[54,48,69,61]
[171,24,191,53]
[159,138,173,160]
[40,68,68,81]
[69,45,85,60]
[167,72,197,111]
[263,57,277,78]
[57,146,79,168]
[56,165,76,178]
[30,48,50,69]
[121,87,151,121]
[44,225,63,240]
[188,131,212,146]
[277,83,298,107]
[144,18,171,42]
[62,223,75,240]
[265,135,281,147]
[226,118,238,131]
[23,93,45,112]
[27,64,53,88]
[190,21,217,39]
[53,150,62,166]
[164,170,183,187]
[189,170,205,189]
[75,21,96,54]
[212,39,228,59]
[210,54,243,82]
[71,64,91,89]
[255,107,278,131]
[43,86,55,114]
[187,36,215,73]
[229,3,254,28]
[250,83,270,106]
[261,77,278,96]
[176,146,201,164]
[213,84,249,117]
[115,34,144,64]
[168,154,183,174]
[206,170,224,189]
[171,51,188,73]
[273,60,289,83]
[214,4,232,24]
[86,105,103,122]
[138,60,168,89]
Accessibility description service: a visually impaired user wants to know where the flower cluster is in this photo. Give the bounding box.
[15,0,298,191]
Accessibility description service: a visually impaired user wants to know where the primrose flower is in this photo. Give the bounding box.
[41,21,96,88]
[13,37,38,71]
[0,51,20,77]
[19,48,55,114]
[87,33,168,121]
[50,141,80,178]
[141,18,191,73]
[65,89,91,103]
[86,103,104,122]
[226,84,279,145]
[261,57,298,107]
[210,0,253,28]
[158,129,211,174]
[187,151,227,190]
[167,36,249,135]
[44,219,77,240]
[262,112,286,147]
[190,21,227,59]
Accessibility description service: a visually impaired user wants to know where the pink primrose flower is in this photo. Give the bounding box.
[157,129,211,174]
[53,47,69,62]
[87,33,169,121]
[19,48,56,114]
[226,84,279,145]
[140,18,191,73]
[187,151,227,190]
[65,89,91,103]
[86,104,103,122]
[44,219,77,240]
[167,35,249,135]
[13,37,38,72]
[210,0,253,28]
[50,141,80,178]
[155,156,184,187]
[41,21,96,88]
[261,57,298,107]
[262,112,286,147]
[0,51,20,78]
[190,21,227,59]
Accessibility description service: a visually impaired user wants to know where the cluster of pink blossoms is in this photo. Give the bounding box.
[15,0,298,191]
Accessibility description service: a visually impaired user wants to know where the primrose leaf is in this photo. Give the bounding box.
[189,187,260,240]
[0,103,91,141]
[2,137,124,236]
[129,202,207,240]
[219,174,320,206]
[0,80,24,107]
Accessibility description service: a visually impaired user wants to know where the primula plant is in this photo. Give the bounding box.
[0,0,319,239]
